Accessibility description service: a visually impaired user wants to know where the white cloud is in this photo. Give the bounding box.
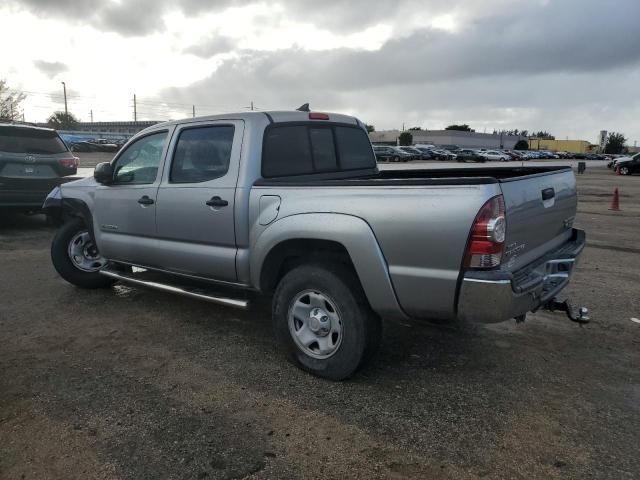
[1,0,639,143]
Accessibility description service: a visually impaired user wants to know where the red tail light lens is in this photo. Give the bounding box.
[309,112,329,120]
[59,157,79,169]
[464,195,506,269]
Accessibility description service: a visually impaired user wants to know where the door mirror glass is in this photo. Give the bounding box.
[94,162,114,184]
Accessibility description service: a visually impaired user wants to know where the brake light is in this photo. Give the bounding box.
[309,112,330,120]
[58,157,79,169]
[464,195,506,269]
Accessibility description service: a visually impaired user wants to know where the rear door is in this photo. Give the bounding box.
[92,129,171,266]
[154,120,244,281]
[499,168,578,272]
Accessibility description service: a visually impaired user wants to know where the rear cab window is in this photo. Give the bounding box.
[0,127,68,154]
[262,123,375,178]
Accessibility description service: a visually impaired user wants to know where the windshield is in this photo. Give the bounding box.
[0,127,68,154]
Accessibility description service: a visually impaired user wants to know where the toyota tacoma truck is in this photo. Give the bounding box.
[44,109,586,380]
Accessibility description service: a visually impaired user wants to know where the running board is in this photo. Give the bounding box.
[99,267,249,309]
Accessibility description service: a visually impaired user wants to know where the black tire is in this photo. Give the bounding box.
[272,262,381,381]
[620,166,631,175]
[51,218,114,289]
[392,156,399,162]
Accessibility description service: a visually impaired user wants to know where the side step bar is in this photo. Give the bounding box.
[99,268,249,309]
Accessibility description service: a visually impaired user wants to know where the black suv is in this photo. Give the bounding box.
[0,123,78,212]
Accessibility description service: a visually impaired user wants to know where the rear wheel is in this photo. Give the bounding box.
[51,218,114,289]
[272,262,381,380]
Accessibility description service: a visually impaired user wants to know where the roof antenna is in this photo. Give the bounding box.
[296,103,310,112]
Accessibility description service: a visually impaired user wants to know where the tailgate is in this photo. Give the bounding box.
[499,168,577,272]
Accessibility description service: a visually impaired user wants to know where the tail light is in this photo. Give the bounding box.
[309,112,330,120]
[58,157,79,169]
[464,195,506,269]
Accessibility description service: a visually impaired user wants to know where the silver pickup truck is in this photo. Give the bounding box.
[44,110,586,380]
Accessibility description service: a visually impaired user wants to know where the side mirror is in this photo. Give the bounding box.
[94,162,114,184]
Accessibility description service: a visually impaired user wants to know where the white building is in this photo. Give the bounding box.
[369,129,527,149]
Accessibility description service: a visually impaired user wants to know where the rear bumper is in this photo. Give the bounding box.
[457,229,586,323]
[0,178,74,209]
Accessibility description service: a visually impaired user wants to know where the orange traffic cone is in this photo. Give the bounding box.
[609,188,620,211]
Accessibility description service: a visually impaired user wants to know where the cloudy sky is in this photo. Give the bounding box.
[2,0,639,143]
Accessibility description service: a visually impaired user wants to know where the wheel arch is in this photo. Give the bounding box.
[252,213,408,320]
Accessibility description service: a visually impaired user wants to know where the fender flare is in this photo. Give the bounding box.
[252,213,408,320]
[42,187,95,238]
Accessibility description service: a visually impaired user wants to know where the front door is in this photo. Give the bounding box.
[93,129,171,266]
[154,120,244,282]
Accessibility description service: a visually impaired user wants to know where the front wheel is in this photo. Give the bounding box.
[51,218,114,289]
[620,166,631,175]
[272,263,381,380]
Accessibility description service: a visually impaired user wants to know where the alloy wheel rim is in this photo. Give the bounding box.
[288,290,343,359]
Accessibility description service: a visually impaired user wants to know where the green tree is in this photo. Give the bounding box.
[47,111,79,130]
[365,124,375,133]
[604,132,626,154]
[532,130,555,140]
[408,126,422,131]
[0,79,27,121]
[398,131,413,146]
[514,139,529,150]
[445,124,472,132]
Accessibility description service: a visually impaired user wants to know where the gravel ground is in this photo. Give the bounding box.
[0,167,639,479]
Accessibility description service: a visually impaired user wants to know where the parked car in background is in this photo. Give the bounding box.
[479,150,509,161]
[399,146,428,160]
[431,148,457,161]
[373,145,411,162]
[0,123,78,213]
[456,149,486,163]
[441,145,461,152]
[390,146,415,161]
[613,152,640,175]
[413,147,436,160]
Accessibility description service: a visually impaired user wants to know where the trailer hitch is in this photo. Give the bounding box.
[543,298,590,324]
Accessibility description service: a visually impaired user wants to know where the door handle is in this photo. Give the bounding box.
[206,196,229,208]
[137,195,154,205]
[541,188,555,201]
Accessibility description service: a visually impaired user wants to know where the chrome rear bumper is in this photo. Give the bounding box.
[457,229,585,323]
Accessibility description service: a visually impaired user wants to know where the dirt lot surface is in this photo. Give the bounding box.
[1,165,639,479]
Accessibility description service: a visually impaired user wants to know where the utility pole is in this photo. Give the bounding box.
[133,94,137,122]
[61,82,68,116]
[250,101,254,111]
[192,105,195,118]
[90,109,93,123]
[10,101,13,120]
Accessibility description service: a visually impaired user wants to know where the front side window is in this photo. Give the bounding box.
[113,131,167,184]
[170,125,235,183]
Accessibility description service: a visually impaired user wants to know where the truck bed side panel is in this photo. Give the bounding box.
[251,184,500,320]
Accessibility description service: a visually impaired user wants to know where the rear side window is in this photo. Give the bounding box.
[0,127,68,154]
[262,124,375,177]
[170,125,235,183]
